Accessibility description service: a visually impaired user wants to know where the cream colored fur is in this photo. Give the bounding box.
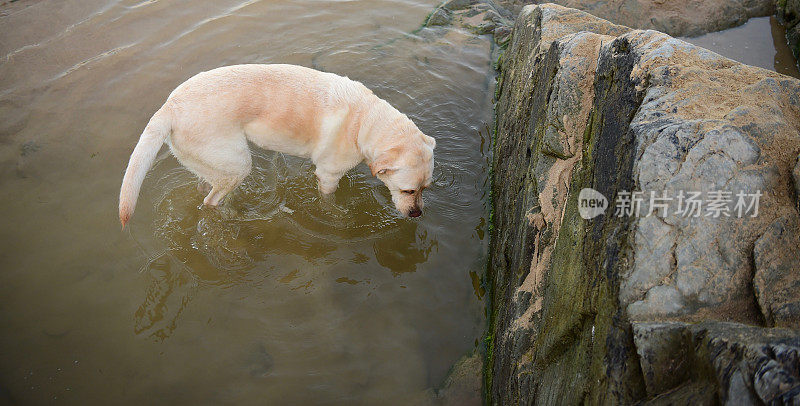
[119,64,435,227]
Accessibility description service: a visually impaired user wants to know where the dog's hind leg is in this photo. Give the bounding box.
[200,154,251,207]
[203,178,241,207]
[169,130,252,207]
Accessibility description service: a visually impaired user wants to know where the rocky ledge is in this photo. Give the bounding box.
[535,0,774,36]
[428,0,775,37]
[488,4,800,404]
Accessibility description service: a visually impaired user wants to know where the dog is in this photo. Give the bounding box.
[119,64,436,228]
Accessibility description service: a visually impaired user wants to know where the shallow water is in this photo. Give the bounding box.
[683,16,800,78]
[0,1,493,404]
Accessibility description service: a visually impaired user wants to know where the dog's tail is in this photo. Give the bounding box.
[119,106,172,229]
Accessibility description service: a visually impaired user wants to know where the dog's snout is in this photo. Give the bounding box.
[409,208,422,218]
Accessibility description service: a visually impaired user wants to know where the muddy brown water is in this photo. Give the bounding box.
[0,1,493,404]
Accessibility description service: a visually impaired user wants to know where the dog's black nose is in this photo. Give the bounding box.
[409,208,422,218]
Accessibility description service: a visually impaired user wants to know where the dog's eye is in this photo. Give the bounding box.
[401,189,415,194]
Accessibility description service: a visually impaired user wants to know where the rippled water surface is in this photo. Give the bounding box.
[0,1,493,403]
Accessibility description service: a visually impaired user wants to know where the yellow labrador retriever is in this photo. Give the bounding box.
[119,64,435,227]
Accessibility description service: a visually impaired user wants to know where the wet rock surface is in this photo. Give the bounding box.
[778,0,800,63]
[425,0,515,45]
[488,4,800,404]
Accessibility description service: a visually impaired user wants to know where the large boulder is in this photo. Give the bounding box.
[488,4,800,404]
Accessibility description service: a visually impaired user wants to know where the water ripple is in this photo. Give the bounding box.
[149,151,410,276]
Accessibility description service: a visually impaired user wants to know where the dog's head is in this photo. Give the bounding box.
[369,132,435,218]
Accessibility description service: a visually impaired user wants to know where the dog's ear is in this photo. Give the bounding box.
[369,160,396,176]
[369,148,400,176]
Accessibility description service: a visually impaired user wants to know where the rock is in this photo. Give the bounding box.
[487,4,800,404]
[633,322,800,404]
[410,351,483,406]
[777,0,800,63]
[442,0,478,11]
[621,63,800,322]
[424,0,513,40]
[493,25,512,46]
[529,0,774,37]
[489,5,638,403]
[435,352,483,406]
[754,214,800,328]
[632,322,695,396]
[426,7,453,26]
[474,21,496,35]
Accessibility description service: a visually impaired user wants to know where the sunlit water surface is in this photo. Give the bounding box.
[0,1,494,404]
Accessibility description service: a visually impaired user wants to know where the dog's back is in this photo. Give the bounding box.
[119,64,374,226]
